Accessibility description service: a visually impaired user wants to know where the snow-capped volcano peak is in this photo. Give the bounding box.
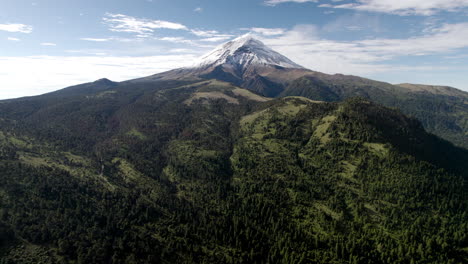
[192,34,304,70]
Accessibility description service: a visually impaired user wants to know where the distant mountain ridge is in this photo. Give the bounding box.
[397,83,468,97]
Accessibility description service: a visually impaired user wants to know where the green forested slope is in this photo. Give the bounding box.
[280,75,468,149]
[0,81,467,263]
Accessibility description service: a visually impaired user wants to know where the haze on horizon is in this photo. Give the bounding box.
[1,0,468,99]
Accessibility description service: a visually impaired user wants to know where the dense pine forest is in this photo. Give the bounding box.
[0,79,467,263]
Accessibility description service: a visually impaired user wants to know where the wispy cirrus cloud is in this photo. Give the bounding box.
[0,23,33,33]
[260,22,468,75]
[7,37,20,41]
[158,37,195,44]
[190,29,221,37]
[319,0,468,15]
[101,13,232,43]
[321,13,382,33]
[79,37,146,43]
[264,0,318,6]
[265,0,468,15]
[102,13,187,37]
[190,29,233,41]
[198,36,233,42]
[40,42,57,46]
[80,37,111,42]
[245,27,286,36]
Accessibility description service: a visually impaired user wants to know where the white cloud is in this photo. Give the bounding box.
[100,13,232,44]
[80,38,110,42]
[320,0,468,15]
[194,7,203,12]
[168,48,196,53]
[103,13,187,37]
[247,27,286,36]
[265,0,468,15]
[0,23,33,33]
[40,42,57,46]
[261,23,468,75]
[65,50,109,56]
[80,37,145,43]
[322,13,382,33]
[158,37,194,44]
[0,54,199,99]
[198,36,233,42]
[7,37,20,41]
[264,0,318,6]
[189,29,234,42]
[356,23,468,55]
[190,29,220,37]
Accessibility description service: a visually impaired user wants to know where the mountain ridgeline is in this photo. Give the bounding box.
[0,35,467,263]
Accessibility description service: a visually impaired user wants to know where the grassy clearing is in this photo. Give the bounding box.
[201,79,238,91]
[313,115,337,145]
[0,131,31,149]
[283,96,324,104]
[277,102,307,116]
[64,152,91,166]
[19,154,50,167]
[170,80,212,91]
[185,92,239,105]
[3,243,59,264]
[364,143,388,156]
[241,100,307,129]
[249,118,278,140]
[173,79,237,93]
[126,128,147,140]
[262,139,287,154]
[170,140,218,160]
[112,158,143,181]
[163,166,178,183]
[232,88,271,102]
[314,202,342,220]
[340,160,358,180]
[240,108,270,126]
[19,151,116,191]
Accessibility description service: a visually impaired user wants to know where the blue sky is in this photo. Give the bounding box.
[1,0,468,99]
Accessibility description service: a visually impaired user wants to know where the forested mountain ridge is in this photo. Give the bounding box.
[280,74,468,149]
[0,76,467,263]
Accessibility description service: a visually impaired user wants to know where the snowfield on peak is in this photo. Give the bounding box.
[191,34,304,70]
